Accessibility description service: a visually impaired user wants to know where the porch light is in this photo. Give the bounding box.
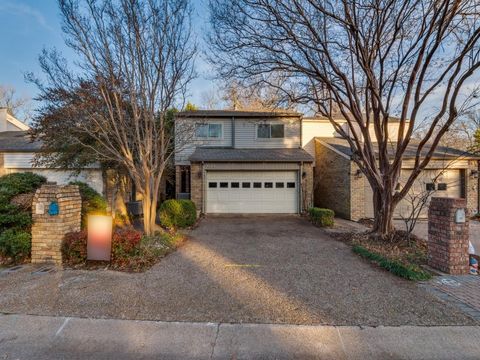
[354,169,363,178]
[87,215,113,261]
[471,170,479,179]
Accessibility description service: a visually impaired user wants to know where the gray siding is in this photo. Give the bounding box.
[234,117,301,148]
[175,118,233,165]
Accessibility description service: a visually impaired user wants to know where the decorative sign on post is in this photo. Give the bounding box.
[455,208,466,224]
[87,215,113,261]
[48,201,59,216]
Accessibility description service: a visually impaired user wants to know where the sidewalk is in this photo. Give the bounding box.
[1,314,480,359]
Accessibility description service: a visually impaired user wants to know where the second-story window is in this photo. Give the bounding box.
[257,124,285,139]
[195,123,222,139]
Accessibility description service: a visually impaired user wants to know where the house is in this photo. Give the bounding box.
[175,110,479,219]
[302,116,479,220]
[174,110,314,214]
[0,108,104,194]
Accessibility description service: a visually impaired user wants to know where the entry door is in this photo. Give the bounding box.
[206,171,298,213]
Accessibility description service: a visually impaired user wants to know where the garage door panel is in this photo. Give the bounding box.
[206,171,298,214]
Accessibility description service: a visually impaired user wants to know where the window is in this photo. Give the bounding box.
[438,183,447,191]
[242,182,251,188]
[426,183,435,191]
[264,182,273,188]
[231,182,240,188]
[220,182,228,188]
[208,182,217,188]
[275,182,284,188]
[287,182,296,188]
[253,182,262,188]
[195,123,222,139]
[257,124,285,139]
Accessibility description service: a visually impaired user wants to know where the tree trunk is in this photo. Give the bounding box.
[142,184,153,235]
[371,186,396,239]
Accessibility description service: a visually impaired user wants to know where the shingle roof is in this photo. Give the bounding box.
[0,131,42,152]
[176,110,301,118]
[189,147,314,162]
[316,137,480,160]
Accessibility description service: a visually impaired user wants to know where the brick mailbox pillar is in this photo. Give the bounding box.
[31,184,82,265]
[428,197,469,275]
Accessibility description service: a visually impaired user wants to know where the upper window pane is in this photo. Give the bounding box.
[208,182,217,188]
[209,124,222,138]
[271,124,284,138]
[264,182,273,188]
[195,124,208,138]
[438,183,447,191]
[231,182,240,188]
[220,182,228,188]
[257,124,270,138]
[253,182,262,188]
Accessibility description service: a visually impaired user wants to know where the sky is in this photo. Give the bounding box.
[0,0,215,122]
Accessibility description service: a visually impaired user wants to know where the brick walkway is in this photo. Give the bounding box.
[422,275,480,321]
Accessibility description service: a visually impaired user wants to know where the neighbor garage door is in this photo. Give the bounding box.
[364,169,463,219]
[206,171,298,213]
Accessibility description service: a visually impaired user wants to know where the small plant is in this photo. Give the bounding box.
[111,228,142,262]
[0,172,46,200]
[69,181,107,228]
[159,199,197,229]
[62,230,88,265]
[308,207,335,227]
[353,245,432,281]
[0,229,31,262]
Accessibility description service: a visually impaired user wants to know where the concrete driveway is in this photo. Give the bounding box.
[0,216,475,325]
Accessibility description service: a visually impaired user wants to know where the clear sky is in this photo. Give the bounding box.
[0,0,215,118]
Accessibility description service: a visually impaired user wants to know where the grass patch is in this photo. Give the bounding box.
[353,244,432,281]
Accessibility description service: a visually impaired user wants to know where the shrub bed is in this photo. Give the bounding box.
[159,199,196,229]
[308,207,335,227]
[62,227,185,272]
[0,173,46,264]
[69,181,107,228]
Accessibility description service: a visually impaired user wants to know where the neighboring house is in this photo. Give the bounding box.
[174,110,314,214]
[0,108,104,194]
[302,116,479,220]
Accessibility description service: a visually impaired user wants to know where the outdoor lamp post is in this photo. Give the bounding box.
[87,215,113,261]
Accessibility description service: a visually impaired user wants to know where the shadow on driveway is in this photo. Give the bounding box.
[0,216,475,326]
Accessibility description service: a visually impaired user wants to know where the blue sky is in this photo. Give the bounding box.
[0,0,215,116]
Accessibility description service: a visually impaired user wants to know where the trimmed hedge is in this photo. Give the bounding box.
[0,229,31,262]
[69,181,107,228]
[308,207,335,227]
[159,199,197,229]
[353,245,432,281]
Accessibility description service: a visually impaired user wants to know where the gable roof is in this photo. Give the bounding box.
[0,131,42,152]
[316,137,480,160]
[189,147,313,162]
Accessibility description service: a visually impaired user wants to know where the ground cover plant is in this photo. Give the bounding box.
[69,181,107,228]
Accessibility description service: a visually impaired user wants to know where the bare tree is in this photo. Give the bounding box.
[0,85,31,121]
[208,0,480,238]
[30,0,196,235]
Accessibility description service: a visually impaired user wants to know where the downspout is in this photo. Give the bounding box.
[202,161,206,214]
[299,162,303,213]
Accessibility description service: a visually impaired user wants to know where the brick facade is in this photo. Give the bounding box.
[466,161,478,215]
[302,162,314,211]
[190,163,203,212]
[31,184,82,265]
[427,197,469,275]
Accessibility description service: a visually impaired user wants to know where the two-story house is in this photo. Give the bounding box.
[174,110,314,214]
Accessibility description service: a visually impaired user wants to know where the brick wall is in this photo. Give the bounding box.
[190,163,203,212]
[428,197,469,275]
[31,184,82,265]
[350,162,366,220]
[0,153,5,176]
[302,162,314,212]
[314,141,352,219]
[466,160,478,215]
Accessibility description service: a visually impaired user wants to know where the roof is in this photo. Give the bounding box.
[0,131,42,152]
[176,110,301,118]
[316,137,480,160]
[304,114,404,123]
[189,147,314,162]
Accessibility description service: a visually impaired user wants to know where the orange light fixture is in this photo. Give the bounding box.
[87,215,113,261]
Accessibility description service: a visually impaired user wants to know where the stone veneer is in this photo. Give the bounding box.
[427,197,469,275]
[31,184,82,265]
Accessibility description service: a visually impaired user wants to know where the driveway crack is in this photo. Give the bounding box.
[210,322,221,359]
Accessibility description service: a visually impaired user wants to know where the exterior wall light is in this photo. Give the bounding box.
[355,169,363,178]
[471,170,479,179]
[87,215,113,261]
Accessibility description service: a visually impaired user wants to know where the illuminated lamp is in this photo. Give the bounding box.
[87,215,113,261]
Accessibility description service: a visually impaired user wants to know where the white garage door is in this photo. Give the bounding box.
[365,169,463,219]
[206,171,298,213]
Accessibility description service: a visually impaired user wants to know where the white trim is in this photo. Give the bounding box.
[6,113,30,130]
[315,139,351,160]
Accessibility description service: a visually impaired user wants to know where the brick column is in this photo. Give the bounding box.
[428,197,469,275]
[31,184,82,265]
